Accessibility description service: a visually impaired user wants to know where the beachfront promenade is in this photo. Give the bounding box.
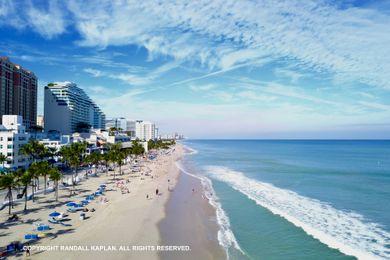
[0,145,182,259]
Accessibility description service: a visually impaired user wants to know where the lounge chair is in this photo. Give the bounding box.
[24,234,39,240]
[67,207,77,213]
[48,218,60,224]
[37,225,50,231]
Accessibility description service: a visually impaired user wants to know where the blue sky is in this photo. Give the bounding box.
[1,0,390,138]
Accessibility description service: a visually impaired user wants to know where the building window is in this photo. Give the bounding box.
[7,145,13,149]
[7,137,13,141]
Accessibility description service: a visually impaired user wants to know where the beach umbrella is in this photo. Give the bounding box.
[66,202,78,207]
[49,212,61,217]
[99,184,106,187]
[81,200,89,205]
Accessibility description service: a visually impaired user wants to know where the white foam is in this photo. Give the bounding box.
[205,166,390,260]
[175,161,244,257]
[182,144,198,155]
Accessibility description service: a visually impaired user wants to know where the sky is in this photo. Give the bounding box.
[1,0,390,139]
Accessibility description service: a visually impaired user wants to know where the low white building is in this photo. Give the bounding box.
[38,135,71,152]
[0,115,30,169]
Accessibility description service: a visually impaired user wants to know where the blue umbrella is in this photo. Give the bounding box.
[81,200,89,205]
[49,212,61,217]
[66,202,78,207]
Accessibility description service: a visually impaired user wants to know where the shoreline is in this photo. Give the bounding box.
[158,160,226,260]
[1,143,226,260]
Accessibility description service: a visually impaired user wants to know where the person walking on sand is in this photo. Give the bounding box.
[25,244,30,257]
[156,189,159,195]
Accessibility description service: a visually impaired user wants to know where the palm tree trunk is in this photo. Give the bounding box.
[7,188,12,215]
[31,181,35,202]
[55,181,59,201]
[44,175,47,194]
[24,185,28,211]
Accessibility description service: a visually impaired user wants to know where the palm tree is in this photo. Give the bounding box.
[36,161,51,194]
[131,140,145,156]
[26,162,41,202]
[45,147,58,163]
[0,154,7,171]
[20,140,46,190]
[116,151,127,176]
[0,173,16,214]
[85,152,101,178]
[60,142,87,195]
[108,143,122,180]
[20,140,46,162]
[49,167,62,201]
[101,152,110,175]
[19,171,32,211]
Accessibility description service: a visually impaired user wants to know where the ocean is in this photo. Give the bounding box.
[179,140,390,260]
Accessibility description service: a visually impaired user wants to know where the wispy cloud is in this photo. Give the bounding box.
[3,0,389,89]
[189,84,217,92]
[83,60,180,86]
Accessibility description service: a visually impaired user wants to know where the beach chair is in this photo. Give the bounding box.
[24,234,39,240]
[67,207,77,213]
[48,218,60,224]
[37,225,50,231]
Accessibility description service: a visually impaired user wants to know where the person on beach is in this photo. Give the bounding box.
[146,194,149,199]
[156,189,159,195]
[25,244,30,257]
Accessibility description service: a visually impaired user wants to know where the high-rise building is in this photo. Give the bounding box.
[0,57,38,129]
[135,120,156,141]
[126,120,136,137]
[0,115,30,169]
[37,115,44,128]
[44,82,105,135]
[105,117,127,131]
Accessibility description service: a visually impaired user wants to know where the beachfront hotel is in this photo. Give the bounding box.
[0,57,38,130]
[44,82,105,135]
[0,115,30,170]
[135,120,157,141]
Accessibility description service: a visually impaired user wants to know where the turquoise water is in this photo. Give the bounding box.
[181,140,390,260]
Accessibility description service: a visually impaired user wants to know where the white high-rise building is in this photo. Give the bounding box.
[126,120,136,137]
[135,120,156,141]
[44,82,105,134]
[0,115,30,169]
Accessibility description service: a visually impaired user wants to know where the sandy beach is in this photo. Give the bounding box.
[0,144,225,260]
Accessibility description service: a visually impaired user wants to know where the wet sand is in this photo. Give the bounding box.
[159,168,226,260]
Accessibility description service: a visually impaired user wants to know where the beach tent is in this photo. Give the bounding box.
[81,200,89,206]
[49,212,61,217]
[66,202,78,207]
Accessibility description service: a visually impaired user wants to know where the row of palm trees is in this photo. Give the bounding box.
[0,139,146,215]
